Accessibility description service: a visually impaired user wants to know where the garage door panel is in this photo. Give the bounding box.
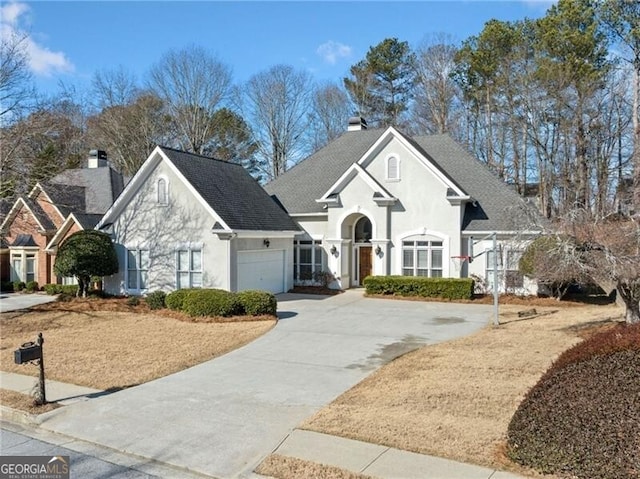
[237,250,285,294]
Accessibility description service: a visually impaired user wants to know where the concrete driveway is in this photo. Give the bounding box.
[40,291,493,478]
[0,293,57,313]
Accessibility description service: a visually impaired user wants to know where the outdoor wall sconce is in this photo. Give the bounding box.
[374,245,382,256]
[330,245,338,257]
[263,239,270,248]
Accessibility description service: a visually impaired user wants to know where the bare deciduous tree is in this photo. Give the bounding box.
[148,45,232,154]
[0,32,34,122]
[309,81,352,151]
[412,33,461,135]
[240,64,312,180]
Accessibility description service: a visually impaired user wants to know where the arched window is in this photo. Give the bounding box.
[354,217,372,243]
[386,155,400,180]
[157,178,168,205]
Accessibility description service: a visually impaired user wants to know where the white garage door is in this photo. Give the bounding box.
[237,250,285,294]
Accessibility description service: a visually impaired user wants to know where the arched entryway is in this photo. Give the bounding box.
[353,216,373,285]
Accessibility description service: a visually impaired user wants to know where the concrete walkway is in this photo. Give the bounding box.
[1,291,525,478]
[0,371,102,406]
[273,429,525,479]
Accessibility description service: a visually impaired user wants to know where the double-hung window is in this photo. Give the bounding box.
[402,239,443,277]
[293,239,323,282]
[487,248,523,290]
[127,248,149,291]
[176,248,202,289]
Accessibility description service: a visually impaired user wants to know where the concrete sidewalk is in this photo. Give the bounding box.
[273,429,526,479]
[0,371,103,405]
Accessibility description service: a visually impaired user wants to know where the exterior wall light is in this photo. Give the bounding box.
[263,239,270,248]
[330,245,338,257]
[374,245,382,256]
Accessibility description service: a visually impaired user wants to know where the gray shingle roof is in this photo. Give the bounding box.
[22,197,55,231]
[265,130,538,232]
[72,213,104,229]
[41,183,86,217]
[49,166,125,215]
[160,147,299,232]
[412,135,536,231]
[11,233,38,247]
[264,129,384,214]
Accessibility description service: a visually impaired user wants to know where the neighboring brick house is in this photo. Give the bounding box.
[0,151,125,286]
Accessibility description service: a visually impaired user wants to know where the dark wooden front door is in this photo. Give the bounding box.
[359,246,372,285]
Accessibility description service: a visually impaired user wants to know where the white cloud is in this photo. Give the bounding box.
[0,2,74,77]
[317,41,352,65]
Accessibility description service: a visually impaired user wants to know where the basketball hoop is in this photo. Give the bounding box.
[451,255,471,272]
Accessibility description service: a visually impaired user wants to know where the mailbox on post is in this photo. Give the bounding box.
[14,342,42,364]
[13,333,46,404]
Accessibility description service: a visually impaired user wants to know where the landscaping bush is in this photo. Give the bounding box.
[43,284,82,295]
[182,289,241,317]
[236,290,277,316]
[25,281,39,292]
[145,291,166,310]
[363,276,474,300]
[13,281,26,292]
[127,296,140,306]
[507,322,640,479]
[1,281,14,292]
[57,292,73,302]
[165,289,196,311]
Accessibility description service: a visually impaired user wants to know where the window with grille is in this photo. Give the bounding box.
[402,240,443,277]
[127,249,149,291]
[176,249,202,289]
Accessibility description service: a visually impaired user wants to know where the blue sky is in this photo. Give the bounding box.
[1,1,555,97]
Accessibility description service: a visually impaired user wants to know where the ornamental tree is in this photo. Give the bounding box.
[54,230,118,297]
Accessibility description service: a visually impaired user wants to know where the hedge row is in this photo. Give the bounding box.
[43,284,82,295]
[164,288,277,317]
[507,322,640,479]
[362,276,474,300]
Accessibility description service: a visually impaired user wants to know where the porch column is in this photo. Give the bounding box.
[326,238,351,289]
[371,239,391,276]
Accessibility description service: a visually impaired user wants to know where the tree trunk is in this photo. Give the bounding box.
[618,282,640,324]
[633,65,640,213]
[76,276,84,298]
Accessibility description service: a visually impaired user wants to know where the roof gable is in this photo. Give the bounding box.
[318,163,395,204]
[98,146,299,233]
[0,196,55,233]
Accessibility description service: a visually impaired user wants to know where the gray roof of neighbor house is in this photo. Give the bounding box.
[160,147,300,232]
[48,165,125,215]
[264,130,537,232]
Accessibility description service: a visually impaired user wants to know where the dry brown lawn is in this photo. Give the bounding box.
[1,308,274,390]
[257,454,377,479]
[0,388,60,414]
[300,302,623,477]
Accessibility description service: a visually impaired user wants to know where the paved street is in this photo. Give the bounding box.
[38,291,493,478]
[0,422,208,478]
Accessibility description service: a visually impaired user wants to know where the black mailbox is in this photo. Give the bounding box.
[14,342,42,364]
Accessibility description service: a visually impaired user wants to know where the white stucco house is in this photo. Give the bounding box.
[96,119,539,296]
[264,118,539,293]
[97,146,300,296]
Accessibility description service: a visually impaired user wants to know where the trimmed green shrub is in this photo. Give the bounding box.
[1,281,14,292]
[165,289,196,311]
[57,292,73,302]
[363,276,474,300]
[25,281,39,292]
[43,284,82,295]
[507,323,640,479]
[236,290,277,316]
[145,291,166,310]
[182,289,241,317]
[13,281,26,292]
[127,296,140,306]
